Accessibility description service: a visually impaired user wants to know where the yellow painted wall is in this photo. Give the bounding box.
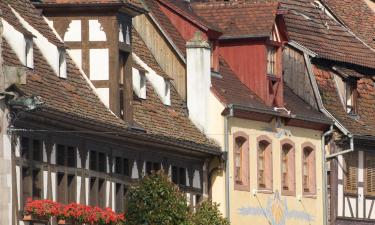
[226,117,324,225]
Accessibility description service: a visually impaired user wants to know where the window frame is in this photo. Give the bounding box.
[280,139,296,196]
[345,80,358,115]
[302,142,316,196]
[233,131,249,191]
[257,136,273,192]
[266,46,277,76]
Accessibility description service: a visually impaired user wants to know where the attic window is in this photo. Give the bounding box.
[345,80,357,115]
[164,79,171,106]
[139,73,146,99]
[25,37,33,69]
[267,47,277,76]
[58,49,67,79]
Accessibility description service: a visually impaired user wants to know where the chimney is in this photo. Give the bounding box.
[186,31,211,132]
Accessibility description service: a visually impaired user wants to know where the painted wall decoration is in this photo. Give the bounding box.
[238,191,313,225]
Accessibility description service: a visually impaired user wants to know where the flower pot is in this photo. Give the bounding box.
[23,214,48,222]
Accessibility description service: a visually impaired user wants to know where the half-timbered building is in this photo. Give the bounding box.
[134,1,332,225]
[279,0,375,225]
[0,0,221,224]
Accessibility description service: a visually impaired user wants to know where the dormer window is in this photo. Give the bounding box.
[133,68,147,99]
[164,79,171,106]
[345,80,357,114]
[25,37,33,69]
[58,49,67,78]
[267,47,277,76]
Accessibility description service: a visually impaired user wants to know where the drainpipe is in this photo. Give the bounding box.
[325,135,354,160]
[321,125,333,225]
[224,105,233,222]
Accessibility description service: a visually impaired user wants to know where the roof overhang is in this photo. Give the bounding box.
[222,104,332,131]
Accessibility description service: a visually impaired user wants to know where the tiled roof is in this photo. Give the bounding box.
[191,1,279,38]
[133,81,217,149]
[324,0,375,50]
[2,0,219,154]
[0,1,33,37]
[157,0,220,32]
[143,0,187,56]
[313,64,375,137]
[212,57,329,124]
[38,0,144,9]
[132,30,217,148]
[6,0,65,48]
[280,0,375,69]
[3,39,128,130]
[132,29,169,78]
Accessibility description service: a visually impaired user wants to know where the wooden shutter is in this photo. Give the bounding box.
[345,152,358,194]
[366,152,375,195]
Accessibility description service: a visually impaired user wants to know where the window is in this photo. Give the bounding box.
[115,183,127,212]
[171,166,187,186]
[267,47,277,75]
[90,151,106,172]
[233,132,249,191]
[22,167,31,208]
[365,152,375,196]
[21,137,30,159]
[58,48,67,78]
[56,144,76,167]
[25,37,33,68]
[258,137,272,190]
[345,81,357,115]
[90,178,98,206]
[302,144,316,195]
[281,141,295,195]
[32,169,42,199]
[344,152,358,194]
[146,161,161,175]
[164,79,171,106]
[98,179,106,208]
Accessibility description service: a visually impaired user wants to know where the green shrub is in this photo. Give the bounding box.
[125,171,190,225]
[192,201,229,225]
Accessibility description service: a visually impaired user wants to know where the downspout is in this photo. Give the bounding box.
[321,125,333,225]
[224,105,233,221]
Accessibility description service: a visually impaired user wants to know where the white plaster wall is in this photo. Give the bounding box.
[186,45,211,132]
[64,20,81,42]
[2,19,26,65]
[106,181,111,207]
[89,20,107,42]
[11,7,61,76]
[51,172,57,201]
[90,49,109,80]
[77,176,81,203]
[358,151,364,218]
[337,154,344,216]
[68,49,82,69]
[133,53,171,105]
[96,88,109,107]
[85,177,90,205]
[16,166,21,210]
[43,170,48,199]
[111,182,115,209]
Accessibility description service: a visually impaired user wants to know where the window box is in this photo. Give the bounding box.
[23,214,48,222]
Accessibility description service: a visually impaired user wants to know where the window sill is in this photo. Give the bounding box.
[303,193,317,199]
[257,189,273,194]
[234,183,250,192]
[281,190,296,196]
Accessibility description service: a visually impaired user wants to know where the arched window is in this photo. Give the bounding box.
[257,136,272,191]
[281,139,295,196]
[302,143,316,195]
[233,132,249,191]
